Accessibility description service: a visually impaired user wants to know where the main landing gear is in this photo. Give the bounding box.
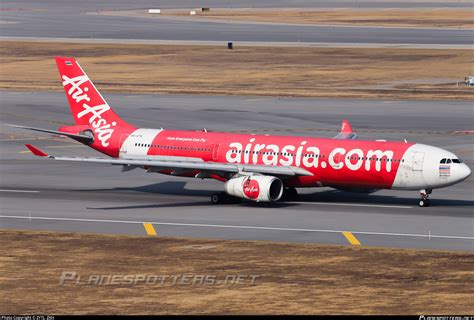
[210,192,241,205]
[419,189,432,207]
[281,187,298,201]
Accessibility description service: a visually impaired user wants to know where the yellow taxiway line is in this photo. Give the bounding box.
[343,231,361,246]
[143,223,157,236]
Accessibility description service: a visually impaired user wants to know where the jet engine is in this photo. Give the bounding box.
[224,175,284,202]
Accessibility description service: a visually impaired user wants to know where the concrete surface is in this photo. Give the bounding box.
[1,91,472,251]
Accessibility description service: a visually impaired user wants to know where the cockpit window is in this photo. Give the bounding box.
[440,158,462,164]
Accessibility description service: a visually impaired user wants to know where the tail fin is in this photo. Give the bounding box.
[333,119,358,140]
[340,119,353,134]
[55,57,131,129]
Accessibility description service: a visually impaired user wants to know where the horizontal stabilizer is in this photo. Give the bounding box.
[7,124,93,144]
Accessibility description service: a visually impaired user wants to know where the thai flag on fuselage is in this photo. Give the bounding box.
[439,164,451,176]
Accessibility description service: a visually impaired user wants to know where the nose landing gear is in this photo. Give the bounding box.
[419,189,432,207]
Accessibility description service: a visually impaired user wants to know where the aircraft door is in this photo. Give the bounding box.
[212,144,220,161]
[412,152,424,171]
[119,134,130,158]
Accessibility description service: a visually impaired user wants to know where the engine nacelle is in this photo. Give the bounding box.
[224,175,284,202]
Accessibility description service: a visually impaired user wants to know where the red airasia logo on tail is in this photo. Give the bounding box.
[243,177,260,199]
[61,74,116,147]
[55,57,137,150]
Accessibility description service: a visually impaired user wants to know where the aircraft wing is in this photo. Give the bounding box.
[333,119,358,140]
[25,144,312,178]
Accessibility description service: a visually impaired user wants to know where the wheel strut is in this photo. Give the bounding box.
[211,192,241,204]
[419,189,431,207]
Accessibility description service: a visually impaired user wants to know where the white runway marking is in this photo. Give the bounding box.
[290,201,413,209]
[0,189,39,193]
[381,101,406,104]
[1,215,472,241]
[246,98,271,102]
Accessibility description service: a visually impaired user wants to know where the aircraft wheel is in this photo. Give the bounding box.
[211,192,225,204]
[211,192,235,204]
[419,189,431,207]
[282,187,298,201]
[419,199,431,207]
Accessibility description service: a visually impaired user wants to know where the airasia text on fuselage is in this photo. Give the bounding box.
[225,139,395,172]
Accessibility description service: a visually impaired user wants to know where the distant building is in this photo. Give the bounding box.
[466,75,474,86]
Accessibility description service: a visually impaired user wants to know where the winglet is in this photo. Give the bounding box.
[25,144,49,157]
[340,119,353,133]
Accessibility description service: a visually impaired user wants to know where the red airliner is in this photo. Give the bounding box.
[13,57,471,207]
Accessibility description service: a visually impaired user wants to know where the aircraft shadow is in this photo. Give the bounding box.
[88,201,298,210]
[81,181,474,210]
[298,190,474,208]
[79,181,213,197]
[86,181,298,210]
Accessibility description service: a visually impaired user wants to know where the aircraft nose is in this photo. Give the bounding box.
[453,163,472,183]
[461,164,472,180]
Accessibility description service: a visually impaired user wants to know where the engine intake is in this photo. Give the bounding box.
[224,175,283,202]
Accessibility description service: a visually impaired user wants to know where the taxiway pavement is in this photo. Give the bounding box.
[1,91,472,251]
[1,1,472,47]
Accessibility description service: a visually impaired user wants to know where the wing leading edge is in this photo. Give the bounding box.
[24,144,312,178]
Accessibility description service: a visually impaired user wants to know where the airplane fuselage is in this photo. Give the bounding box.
[105,128,470,191]
[20,57,471,207]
